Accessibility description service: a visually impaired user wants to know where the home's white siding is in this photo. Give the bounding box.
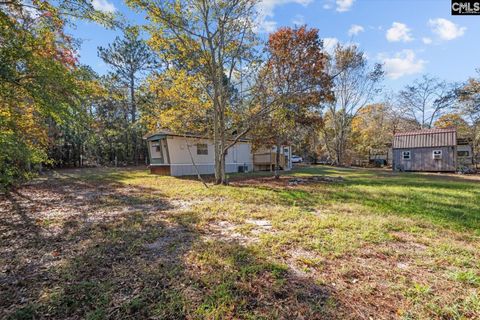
[167,136,213,165]
[226,142,252,165]
[165,136,253,176]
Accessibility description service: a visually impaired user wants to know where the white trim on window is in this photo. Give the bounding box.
[432,150,442,160]
[402,151,411,160]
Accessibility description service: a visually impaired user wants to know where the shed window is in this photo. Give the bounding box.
[433,150,442,160]
[402,151,411,160]
[197,143,208,155]
[457,150,470,157]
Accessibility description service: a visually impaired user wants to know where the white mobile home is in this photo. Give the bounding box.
[145,130,292,176]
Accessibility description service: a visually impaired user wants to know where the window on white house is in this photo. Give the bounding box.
[433,150,442,160]
[284,147,289,154]
[151,141,161,153]
[150,141,163,161]
[457,150,470,157]
[402,151,411,160]
[197,143,208,155]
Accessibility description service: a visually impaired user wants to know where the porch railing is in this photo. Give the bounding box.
[253,152,287,168]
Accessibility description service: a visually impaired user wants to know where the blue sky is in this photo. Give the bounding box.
[71,0,480,91]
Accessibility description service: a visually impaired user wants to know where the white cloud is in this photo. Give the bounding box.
[258,0,313,17]
[336,0,355,12]
[380,50,426,79]
[422,37,432,44]
[323,37,339,53]
[258,20,277,33]
[256,0,312,33]
[323,3,332,9]
[23,5,41,18]
[386,22,413,42]
[292,14,305,25]
[428,18,466,41]
[92,0,116,13]
[348,24,364,36]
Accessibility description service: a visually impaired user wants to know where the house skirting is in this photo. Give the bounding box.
[150,163,253,177]
[150,165,171,175]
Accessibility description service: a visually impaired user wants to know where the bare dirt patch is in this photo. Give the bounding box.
[143,224,195,261]
[230,175,344,188]
[204,220,251,244]
[287,176,344,186]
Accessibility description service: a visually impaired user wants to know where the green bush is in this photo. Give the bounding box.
[0,131,46,191]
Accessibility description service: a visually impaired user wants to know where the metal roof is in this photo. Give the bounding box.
[393,128,457,149]
[143,129,200,141]
[143,129,251,142]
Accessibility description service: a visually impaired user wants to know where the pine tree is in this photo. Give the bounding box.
[98,26,156,164]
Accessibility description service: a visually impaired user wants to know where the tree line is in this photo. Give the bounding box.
[321,74,480,167]
[1,0,479,189]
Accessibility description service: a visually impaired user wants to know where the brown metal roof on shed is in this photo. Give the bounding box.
[393,128,457,149]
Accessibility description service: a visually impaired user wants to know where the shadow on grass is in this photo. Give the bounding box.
[0,172,342,319]
[231,166,480,233]
[333,173,480,233]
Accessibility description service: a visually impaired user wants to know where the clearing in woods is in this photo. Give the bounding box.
[1,166,479,319]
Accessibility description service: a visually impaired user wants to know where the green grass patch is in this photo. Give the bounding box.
[4,165,479,319]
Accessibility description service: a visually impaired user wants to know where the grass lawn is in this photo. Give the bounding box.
[1,166,479,319]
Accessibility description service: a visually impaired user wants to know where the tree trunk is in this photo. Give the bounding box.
[130,75,138,165]
[124,109,129,163]
[274,139,281,179]
[213,70,228,185]
[335,137,342,166]
[220,95,227,185]
[213,89,222,185]
[220,151,227,185]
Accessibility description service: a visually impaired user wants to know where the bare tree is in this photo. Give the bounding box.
[383,92,421,135]
[397,75,454,129]
[320,44,383,165]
